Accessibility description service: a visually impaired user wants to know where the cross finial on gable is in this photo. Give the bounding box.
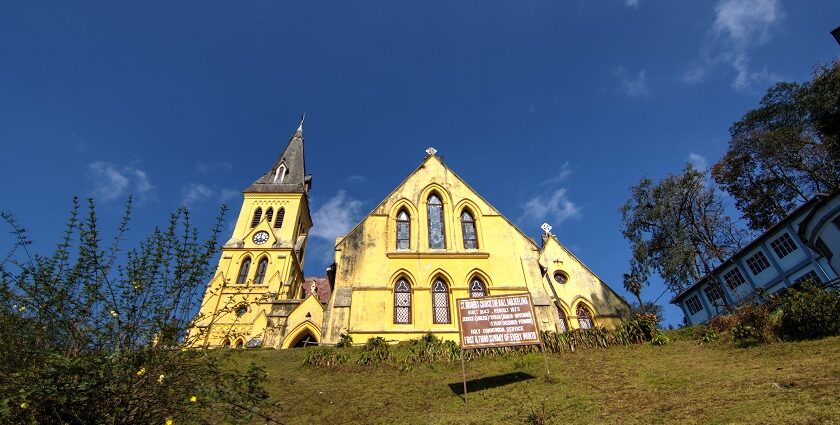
[541,223,553,235]
[425,147,437,156]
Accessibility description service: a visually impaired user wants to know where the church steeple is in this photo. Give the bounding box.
[245,116,311,193]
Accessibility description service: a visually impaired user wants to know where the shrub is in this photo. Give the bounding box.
[357,337,392,366]
[778,285,840,340]
[303,348,348,367]
[649,331,670,346]
[336,333,353,348]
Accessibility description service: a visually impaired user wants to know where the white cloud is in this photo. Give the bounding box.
[540,161,573,186]
[310,191,364,241]
[347,175,368,185]
[684,0,783,91]
[625,0,642,9]
[195,161,233,174]
[88,162,155,203]
[616,67,649,98]
[518,188,582,228]
[688,152,708,170]
[181,184,238,207]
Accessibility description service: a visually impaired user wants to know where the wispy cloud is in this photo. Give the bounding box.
[347,175,368,185]
[539,161,573,186]
[195,161,233,174]
[518,188,582,228]
[310,191,364,242]
[87,161,155,203]
[683,0,783,91]
[625,0,642,9]
[181,183,238,207]
[615,67,649,98]
[688,152,708,170]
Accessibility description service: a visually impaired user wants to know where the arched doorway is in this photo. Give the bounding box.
[291,331,317,348]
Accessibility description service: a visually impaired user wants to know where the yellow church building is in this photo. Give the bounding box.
[189,123,630,349]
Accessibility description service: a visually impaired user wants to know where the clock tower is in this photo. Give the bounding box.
[189,119,319,349]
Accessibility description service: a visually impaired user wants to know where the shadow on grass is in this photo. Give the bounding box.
[449,372,536,398]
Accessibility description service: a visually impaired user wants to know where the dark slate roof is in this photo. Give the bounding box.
[244,127,309,193]
[303,276,331,303]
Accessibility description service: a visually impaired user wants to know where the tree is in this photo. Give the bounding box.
[712,60,840,231]
[0,198,281,424]
[620,164,747,311]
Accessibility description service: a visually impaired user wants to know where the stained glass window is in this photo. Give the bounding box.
[428,195,445,249]
[461,210,477,249]
[253,257,268,285]
[577,305,594,329]
[432,279,451,324]
[469,278,486,298]
[236,257,251,284]
[251,208,262,228]
[397,209,410,250]
[394,279,411,324]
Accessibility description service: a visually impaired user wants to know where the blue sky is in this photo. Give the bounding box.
[1,1,838,326]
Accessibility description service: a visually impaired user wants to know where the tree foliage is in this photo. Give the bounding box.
[712,60,840,230]
[620,164,747,302]
[0,197,281,424]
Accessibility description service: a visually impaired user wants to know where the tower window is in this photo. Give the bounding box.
[253,257,268,285]
[461,210,478,249]
[396,209,410,250]
[236,257,251,285]
[274,207,285,229]
[265,207,274,225]
[427,194,445,249]
[251,208,262,228]
[469,278,486,298]
[577,305,594,329]
[432,278,451,324]
[394,279,412,324]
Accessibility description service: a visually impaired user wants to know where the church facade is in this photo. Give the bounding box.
[189,124,631,349]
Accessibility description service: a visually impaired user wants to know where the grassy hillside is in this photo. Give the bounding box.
[234,336,840,424]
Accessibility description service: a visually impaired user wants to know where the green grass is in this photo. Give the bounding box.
[231,336,840,424]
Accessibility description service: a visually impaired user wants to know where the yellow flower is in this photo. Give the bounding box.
[133,280,140,290]
[20,401,29,409]
[136,367,146,376]
[110,310,118,318]
[157,374,165,384]
[190,395,197,403]
[165,418,173,425]
[19,306,25,312]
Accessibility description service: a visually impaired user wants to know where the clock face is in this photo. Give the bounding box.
[252,231,269,245]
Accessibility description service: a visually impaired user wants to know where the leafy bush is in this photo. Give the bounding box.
[778,285,840,340]
[0,198,280,424]
[336,333,354,348]
[649,331,670,346]
[357,337,392,366]
[303,348,348,367]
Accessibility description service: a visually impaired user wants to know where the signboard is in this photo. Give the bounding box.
[457,293,541,349]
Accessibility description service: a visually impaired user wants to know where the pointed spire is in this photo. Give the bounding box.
[244,117,310,193]
[296,112,305,136]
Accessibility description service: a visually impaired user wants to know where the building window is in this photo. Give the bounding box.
[704,284,722,306]
[770,233,798,259]
[394,279,411,324]
[557,308,568,332]
[265,207,274,225]
[686,295,702,315]
[235,304,248,317]
[253,257,268,285]
[745,252,771,275]
[815,237,833,261]
[251,208,262,228]
[722,268,747,290]
[432,279,451,324]
[461,210,478,249]
[577,305,594,330]
[793,270,821,287]
[396,209,410,250]
[427,194,445,249]
[236,257,251,284]
[222,338,231,348]
[469,278,487,298]
[553,271,568,284]
[235,339,244,349]
[274,207,285,229]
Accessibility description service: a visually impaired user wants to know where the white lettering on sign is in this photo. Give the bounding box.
[457,294,541,349]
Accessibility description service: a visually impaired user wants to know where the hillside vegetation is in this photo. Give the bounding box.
[232,335,840,424]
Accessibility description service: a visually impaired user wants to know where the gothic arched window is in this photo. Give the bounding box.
[577,304,594,330]
[427,194,445,249]
[251,208,262,228]
[253,257,268,285]
[265,207,274,225]
[222,338,231,348]
[396,209,410,250]
[274,207,285,229]
[557,307,568,332]
[234,339,244,349]
[394,279,412,324]
[236,257,251,284]
[461,210,478,249]
[469,277,487,298]
[432,278,451,324]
